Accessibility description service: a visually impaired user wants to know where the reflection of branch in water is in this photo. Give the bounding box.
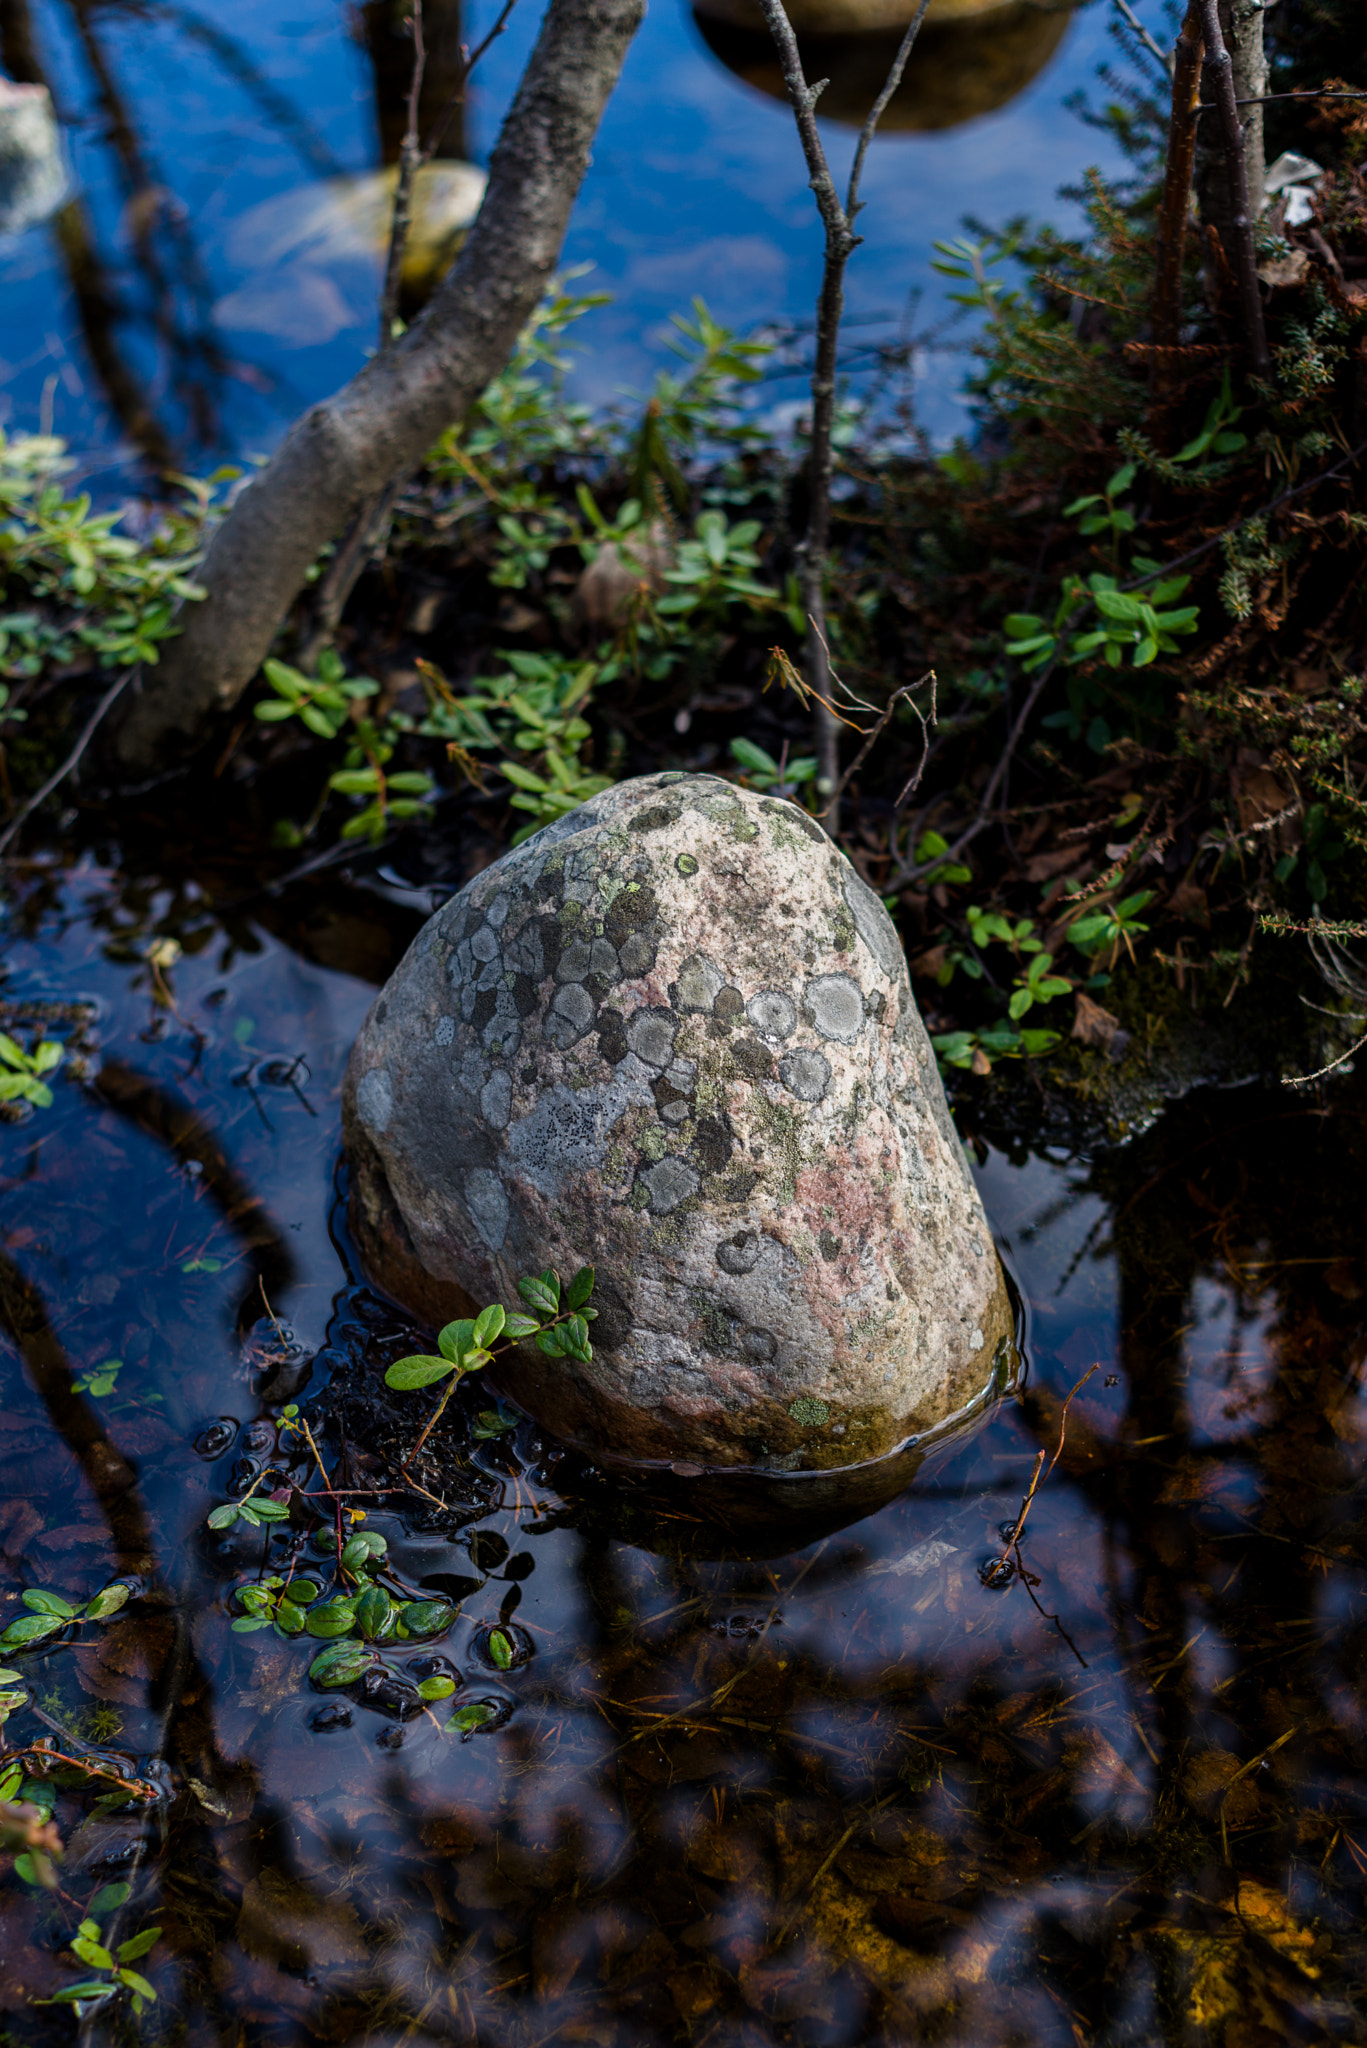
[149,0,348,180]
[60,0,233,452]
[93,1059,296,1333]
[0,1249,150,1569]
[0,0,181,465]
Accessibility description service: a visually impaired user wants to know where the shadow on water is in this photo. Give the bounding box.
[0,842,1363,2044]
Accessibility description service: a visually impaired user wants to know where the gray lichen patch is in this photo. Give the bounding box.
[342,771,1015,1474]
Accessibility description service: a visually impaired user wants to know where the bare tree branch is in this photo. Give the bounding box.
[754,0,928,838]
[1196,0,1270,377]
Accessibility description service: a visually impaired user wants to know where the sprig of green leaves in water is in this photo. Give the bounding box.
[34,1911,161,2018]
[385,1264,596,1461]
[0,1031,63,1109]
[0,1580,131,1661]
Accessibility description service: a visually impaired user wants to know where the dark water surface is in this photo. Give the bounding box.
[0,847,1364,2045]
[0,0,1127,486]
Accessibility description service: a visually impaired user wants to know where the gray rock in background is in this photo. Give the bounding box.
[0,82,70,240]
[344,772,1014,1471]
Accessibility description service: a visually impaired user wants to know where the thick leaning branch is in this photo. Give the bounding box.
[110,0,645,775]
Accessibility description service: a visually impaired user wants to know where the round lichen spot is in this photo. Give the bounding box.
[676,853,699,876]
[788,1396,830,1427]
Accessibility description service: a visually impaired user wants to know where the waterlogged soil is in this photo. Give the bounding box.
[0,847,1365,2048]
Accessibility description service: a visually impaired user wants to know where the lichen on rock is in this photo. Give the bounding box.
[342,772,1015,1471]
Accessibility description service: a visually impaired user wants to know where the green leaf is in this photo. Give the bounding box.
[43,1980,115,2004]
[246,1498,290,1522]
[0,1033,29,1070]
[472,1304,505,1349]
[536,1324,569,1357]
[438,1319,476,1364]
[1008,989,1032,1020]
[451,1701,496,1735]
[88,1883,131,1916]
[0,1762,22,1801]
[206,1503,241,1530]
[116,1929,161,1963]
[354,1586,394,1641]
[275,1604,305,1635]
[22,1589,76,1618]
[231,1615,272,1633]
[71,1936,115,1969]
[729,736,779,778]
[384,1353,454,1390]
[1,1613,65,1647]
[304,1599,358,1639]
[401,1600,454,1638]
[279,1577,321,1607]
[1093,589,1144,623]
[503,1313,540,1339]
[116,1970,157,2003]
[518,1272,560,1317]
[488,1628,513,1670]
[308,1643,371,1686]
[565,1265,595,1311]
[418,1675,457,1701]
[262,658,305,699]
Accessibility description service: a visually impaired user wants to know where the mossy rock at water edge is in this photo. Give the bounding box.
[343,773,1014,1473]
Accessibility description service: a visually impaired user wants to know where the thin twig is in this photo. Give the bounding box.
[831,669,936,811]
[1111,0,1174,78]
[423,0,519,160]
[755,0,928,834]
[1281,1027,1367,1088]
[302,0,517,665]
[0,667,135,859]
[845,0,929,225]
[378,0,426,352]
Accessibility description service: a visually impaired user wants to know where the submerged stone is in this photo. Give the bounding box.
[343,773,1014,1472]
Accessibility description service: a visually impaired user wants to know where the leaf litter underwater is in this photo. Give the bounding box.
[0,853,1364,2048]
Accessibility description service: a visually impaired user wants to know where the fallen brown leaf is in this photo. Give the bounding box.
[1072,992,1132,1062]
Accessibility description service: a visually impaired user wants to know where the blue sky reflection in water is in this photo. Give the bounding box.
[0,0,1127,487]
[0,854,1364,2041]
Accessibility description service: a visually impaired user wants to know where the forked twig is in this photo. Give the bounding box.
[754,0,929,832]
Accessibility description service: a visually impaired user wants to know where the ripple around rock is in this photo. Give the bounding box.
[343,773,1015,1472]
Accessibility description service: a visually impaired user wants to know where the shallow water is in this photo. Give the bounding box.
[0,0,1128,486]
[0,843,1364,2046]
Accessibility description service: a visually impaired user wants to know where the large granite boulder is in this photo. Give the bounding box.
[343,773,1014,1471]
